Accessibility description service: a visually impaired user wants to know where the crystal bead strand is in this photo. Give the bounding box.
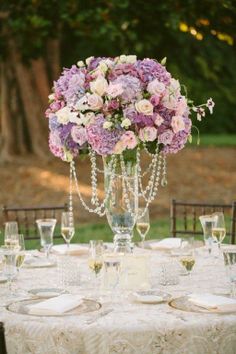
[161,154,168,187]
[71,155,116,216]
[89,148,100,206]
[69,161,74,227]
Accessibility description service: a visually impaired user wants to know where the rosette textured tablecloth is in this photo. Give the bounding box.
[1,248,236,354]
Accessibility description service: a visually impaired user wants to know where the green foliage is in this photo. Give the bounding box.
[1,0,236,132]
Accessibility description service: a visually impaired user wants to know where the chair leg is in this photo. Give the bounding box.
[0,322,7,354]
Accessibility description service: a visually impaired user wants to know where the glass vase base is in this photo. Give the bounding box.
[113,233,132,253]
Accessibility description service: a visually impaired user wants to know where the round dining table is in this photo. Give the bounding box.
[1,244,236,354]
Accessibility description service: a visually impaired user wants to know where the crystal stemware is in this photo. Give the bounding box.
[0,246,18,297]
[212,212,226,250]
[15,234,26,272]
[136,207,150,247]
[223,250,236,297]
[36,219,57,259]
[199,215,215,255]
[61,212,75,251]
[4,221,19,248]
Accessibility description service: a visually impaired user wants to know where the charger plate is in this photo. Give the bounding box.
[7,298,101,317]
[169,296,236,314]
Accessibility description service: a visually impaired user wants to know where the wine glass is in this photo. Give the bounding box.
[88,240,104,277]
[0,246,18,297]
[4,221,19,248]
[136,207,150,247]
[15,234,25,272]
[36,219,57,259]
[61,212,75,251]
[199,215,214,255]
[223,250,236,297]
[212,212,226,249]
[179,243,196,276]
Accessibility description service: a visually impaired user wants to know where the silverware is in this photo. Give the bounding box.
[85,309,113,325]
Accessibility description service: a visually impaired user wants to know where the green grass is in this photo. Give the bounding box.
[190,134,236,147]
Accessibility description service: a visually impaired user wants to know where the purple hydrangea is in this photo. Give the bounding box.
[86,115,123,155]
[112,75,141,103]
[135,59,171,85]
[108,63,139,81]
[49,115,60,131]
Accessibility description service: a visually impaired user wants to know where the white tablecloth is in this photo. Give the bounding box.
[1,246,236,354]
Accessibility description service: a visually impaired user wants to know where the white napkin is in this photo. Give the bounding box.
[51,244,88,256]
[150,238,182,250]
[188,293,236,311]
[28,294,83,315]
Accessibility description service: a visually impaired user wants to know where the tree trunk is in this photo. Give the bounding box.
[47,38,61,82]
[8,39,50,160]
[31,57,51,108]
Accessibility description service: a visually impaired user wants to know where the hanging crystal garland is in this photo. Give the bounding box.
[69,146,167,218]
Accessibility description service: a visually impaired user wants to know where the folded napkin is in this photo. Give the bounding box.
[150,238,182,250]
[28,294,83,315]
[51,244,88,256]
[188,293,236,311]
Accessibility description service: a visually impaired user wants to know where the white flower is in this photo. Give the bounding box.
[48,93,55,101]
[85,56,94,66]
[90,76,108,96]
[103,121,113,129]
[147,79,165,96]
[135,99,153,116]
[154,114,164,126]
[98,62,108,73]
[193,107,206,121]
[55,107,78,125]
[84,112,95,125]
[77,60,85,67]
[106,83,123,98]
[126,55,137,63]
[206,98,215,114]
[121,118,131,128]
[171,115,185,133]
[74,96,89,111]
[87,93,103,111]
[119,54,127,63]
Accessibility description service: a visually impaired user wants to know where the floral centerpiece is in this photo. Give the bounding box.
[46,55,214,251]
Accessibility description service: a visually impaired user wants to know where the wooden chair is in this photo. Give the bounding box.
[170,200,236,244]
[2,204,68,240]
[0,322,7,354]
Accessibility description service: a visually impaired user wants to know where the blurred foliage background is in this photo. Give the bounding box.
[0,0,235,161]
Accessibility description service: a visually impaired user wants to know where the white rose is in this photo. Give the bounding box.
[135,99,153,116]
[56,107,78,125]
[169,78,181,96]
[119,54,127,63]
[87,93,103,111]
[84,112,96,125]
[85,56,94,66]
[147,79,165,96]
[48,93,55,101]
[77,60,85,67]
[90,76,108,96]
[126,55,137,64]
[98,62,108,73]
[103,121,113,129]
[121,118,131,128]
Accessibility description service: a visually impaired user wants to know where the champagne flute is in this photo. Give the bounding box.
[15,234,25,272]
[179,246,195,276]
[199,215,214,255]
[223,250,236,297]
[61,212,75,251]
[1,246,18,297]
[212,212,226,249]
[4,221,19,249]
[136,207,150,247]
[36,219,57,259]
[88,240,104,277]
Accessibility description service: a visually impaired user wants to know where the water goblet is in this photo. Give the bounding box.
[136,207,150,247]
[223,250,236,297]
[61,212,75,251]
[4,221,18,239]
[199,215,214,255]
[36,219,57,259]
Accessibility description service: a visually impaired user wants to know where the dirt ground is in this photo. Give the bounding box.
[1,147,236,224]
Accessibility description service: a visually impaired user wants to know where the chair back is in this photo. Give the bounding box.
[0,322,7,354]
[170,200,236,244]
[2,204,68,240]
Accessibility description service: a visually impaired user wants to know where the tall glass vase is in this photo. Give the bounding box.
[103,156,138,253]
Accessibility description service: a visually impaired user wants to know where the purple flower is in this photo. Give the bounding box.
[112,75,141,103]
[108,63,139,81]
[49,116,60,131]
[86,115,123,155]
[135,59,171,85]
[158,129,174,145]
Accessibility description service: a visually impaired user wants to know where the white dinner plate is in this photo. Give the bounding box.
[130,290,172,304]
[28,288,68,298]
